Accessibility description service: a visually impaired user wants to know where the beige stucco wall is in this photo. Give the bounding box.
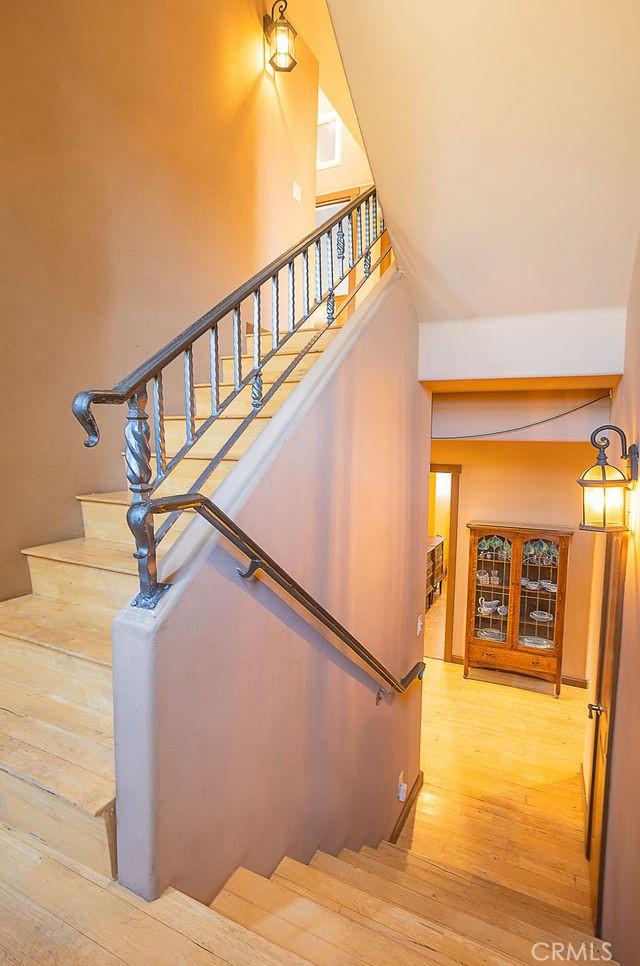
[431,439,595,682]
[113,271,430,901]
[601,236,640,965]
[1,0,318,600]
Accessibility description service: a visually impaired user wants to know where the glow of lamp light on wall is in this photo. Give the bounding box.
[577,424,639,532]
[264,1,297,72]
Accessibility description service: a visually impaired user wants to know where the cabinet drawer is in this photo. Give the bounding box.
[469,643,556,675]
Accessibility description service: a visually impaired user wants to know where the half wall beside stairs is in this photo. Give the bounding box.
[113,269,431,901]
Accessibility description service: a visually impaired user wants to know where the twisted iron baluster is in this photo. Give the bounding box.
[232,306,242,390]
[151,374,166,480]
[326,230,335,325]
[356,205,363,260]
[125,388,153,503]
[372,193,378,240]
[302,248,310,319]
[184,347,196,443]
[336,218,345,281]
[252,288,262,411]
[271,273,279,349]
[209,325,220,416]
[347,213,354,270]
[288,260,295,333]
[251,372,263,411]
[314,238,322,305]
[364,198,372,277]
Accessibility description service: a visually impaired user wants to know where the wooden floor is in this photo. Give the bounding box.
[423,578,447,660]
[399,659,592,924]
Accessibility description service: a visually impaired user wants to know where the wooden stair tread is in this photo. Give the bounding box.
[0,823,307,965]
[0,595,112,666]
[22,537,140,576]
[375,842,594,936]
[214,866,431,965]
[307,850,579,964]
[0,635,114,814]
[272,856,516,966]
[351,843,592,923]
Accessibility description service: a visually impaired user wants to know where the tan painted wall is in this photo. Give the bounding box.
[113,272,430,901]
[432,390,611,443]
[601,237,640,965]
[431,440,595,682]
[1,0,318,600]
[328,0,640,322]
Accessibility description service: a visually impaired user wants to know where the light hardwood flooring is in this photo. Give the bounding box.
[398,659,592,924]
[423,577,447,660]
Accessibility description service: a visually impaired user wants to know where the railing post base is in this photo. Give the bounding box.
[131,582,172,610]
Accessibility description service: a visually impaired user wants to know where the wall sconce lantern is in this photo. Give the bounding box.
[264,1,297,72]
[577,424,639,532]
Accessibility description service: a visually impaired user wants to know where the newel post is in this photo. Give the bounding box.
[124,388,165,607]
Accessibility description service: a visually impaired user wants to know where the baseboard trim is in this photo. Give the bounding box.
[451,654,587,689]
[389,770,423,844]
[563,675,588,689]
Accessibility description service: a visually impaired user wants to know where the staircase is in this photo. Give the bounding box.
[0,186,609,961]
[0,818,609,963]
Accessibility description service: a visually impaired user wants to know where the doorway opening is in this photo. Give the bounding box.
[424,463,460,661]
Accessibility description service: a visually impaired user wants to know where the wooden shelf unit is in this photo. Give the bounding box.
[425,536,445,610]
[464,522,573,697]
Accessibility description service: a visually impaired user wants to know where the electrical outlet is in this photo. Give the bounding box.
[416,614,424,636]
[292,180,302,203]
[397,771,404,799]
[397,771,408,802]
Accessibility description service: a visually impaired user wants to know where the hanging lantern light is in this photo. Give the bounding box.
[264,1,297,72]
[577,424,638,531]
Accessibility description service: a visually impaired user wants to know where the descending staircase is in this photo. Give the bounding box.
[0,818,609,964]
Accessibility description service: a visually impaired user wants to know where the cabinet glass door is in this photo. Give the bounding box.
[516,536,560,652]
[473,533,513,644]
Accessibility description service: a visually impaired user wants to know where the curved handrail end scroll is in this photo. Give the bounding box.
[72,389,128,448]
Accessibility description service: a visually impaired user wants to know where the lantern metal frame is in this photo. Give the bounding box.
[577,424,639,532]
[264,1,297,73]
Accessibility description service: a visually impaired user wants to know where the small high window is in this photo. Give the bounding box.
[317,110,343,170]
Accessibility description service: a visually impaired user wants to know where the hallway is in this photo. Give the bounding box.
[399,660,593,929]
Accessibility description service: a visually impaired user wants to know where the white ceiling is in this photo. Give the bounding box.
[327,0,640,323]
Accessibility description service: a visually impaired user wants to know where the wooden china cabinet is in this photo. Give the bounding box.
[464,523,573,697]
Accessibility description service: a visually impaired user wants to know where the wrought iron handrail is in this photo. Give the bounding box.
[72,186,379,448]
[127,492,425,698]
[72,184,393,604]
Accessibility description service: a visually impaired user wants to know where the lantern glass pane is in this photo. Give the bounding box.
[583,486,605,528]
[582,483,626,529]
[270,21,295,70]
[605,485,626,528]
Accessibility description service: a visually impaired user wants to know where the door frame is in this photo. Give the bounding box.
[429,463,461,664]
[585,531,628,932]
